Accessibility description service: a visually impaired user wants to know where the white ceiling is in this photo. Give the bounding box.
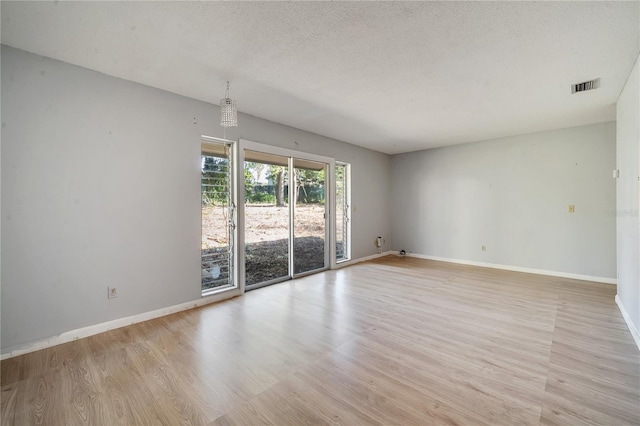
[2,1,639,154]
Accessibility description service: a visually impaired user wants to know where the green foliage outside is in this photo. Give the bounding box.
[245,161,325,205]
[202,157,328,206]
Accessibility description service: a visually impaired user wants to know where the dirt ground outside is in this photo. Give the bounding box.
[202,204,327,288]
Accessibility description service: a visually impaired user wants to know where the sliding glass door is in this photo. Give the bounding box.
[293,159,326,275]
[244,150,290,287]
[241,142,333,290]
[200,138,347,295]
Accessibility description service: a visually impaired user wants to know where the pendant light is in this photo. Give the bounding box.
[220,81,237,128]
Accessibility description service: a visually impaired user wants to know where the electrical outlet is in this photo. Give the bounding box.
[108,287,118,299]
[481,245,486,251]
[568,204,575,213]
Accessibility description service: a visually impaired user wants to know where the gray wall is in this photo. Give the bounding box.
[391,122,617,279]
[0,46,391,351]
[616,54,640,336]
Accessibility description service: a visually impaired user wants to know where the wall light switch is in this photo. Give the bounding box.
[568,204,575,213]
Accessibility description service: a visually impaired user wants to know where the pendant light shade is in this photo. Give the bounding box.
[220,81,237,128]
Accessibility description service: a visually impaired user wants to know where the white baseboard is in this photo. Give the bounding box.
[1,288,241,360]
[1,252,391,360]
[333,251,394,269]
[615,295,640,351]
[3,250,616,360]
[404,252,617,285]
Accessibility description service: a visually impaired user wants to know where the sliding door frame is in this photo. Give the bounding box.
[238,139,336,292]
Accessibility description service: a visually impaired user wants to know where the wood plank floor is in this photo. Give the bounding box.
[2,256,639,425]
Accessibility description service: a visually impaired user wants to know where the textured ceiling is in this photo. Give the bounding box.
[2,1,639,154]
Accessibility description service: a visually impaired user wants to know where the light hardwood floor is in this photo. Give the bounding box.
[2,256,639,425]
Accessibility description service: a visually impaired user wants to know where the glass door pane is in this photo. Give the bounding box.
[293,158,327,275]
[201,142,234,293]
[244,150,290,288]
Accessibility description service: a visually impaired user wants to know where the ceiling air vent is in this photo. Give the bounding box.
[572,78,600,94]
